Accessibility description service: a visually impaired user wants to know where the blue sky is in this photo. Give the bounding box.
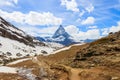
[0,0,120,40]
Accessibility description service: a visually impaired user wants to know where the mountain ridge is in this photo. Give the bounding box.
[0,16,45,47]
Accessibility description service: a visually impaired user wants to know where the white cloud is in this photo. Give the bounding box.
[25,11,62,25]
[77,0,94,13]
[19,25,58,37]
[109,21,120,33]
[100,21,120,37]
[64,25,100,40]
[77,29,100,40]
[101,28,109,36]
[0,0,14,7]
[0,0,18,7]
[13,0,18,4]
[65,25,79,35]
[81,16,95,25]
[0,10,62,25]
[85,4,94,13]
[79,10,85,17]
[65,25,80,41]
[0,10,25,24]
[61,0,79,12]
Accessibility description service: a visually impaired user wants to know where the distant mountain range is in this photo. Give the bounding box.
[36,25,95,46]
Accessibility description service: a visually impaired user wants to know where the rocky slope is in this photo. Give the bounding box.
[0,16,45,47]
[1,16,120,80]
[0,16,55,61]
[34,31,120,80]
[1,30,120,80]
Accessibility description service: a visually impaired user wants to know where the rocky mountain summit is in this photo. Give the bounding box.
[36,25,80,46]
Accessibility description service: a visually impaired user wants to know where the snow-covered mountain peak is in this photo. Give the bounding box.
[52,25,70,38]
[35,25,81,46]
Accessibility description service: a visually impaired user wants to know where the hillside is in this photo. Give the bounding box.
[1,30,120,80]
[1,17,120,80]
[0,17,45,47]
[0,16,57,63]
[37,31,120,80]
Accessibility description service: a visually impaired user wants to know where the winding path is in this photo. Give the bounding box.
[31,56,82,80]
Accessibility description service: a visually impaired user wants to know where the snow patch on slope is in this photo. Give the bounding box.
[44,42,64,49]
[52,43,84,54]
[0,66,17,73]
[8,58,31,65]
[52,46,71,54]
[0,36,55,58]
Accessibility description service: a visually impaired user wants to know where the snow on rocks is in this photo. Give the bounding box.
[0,36,55,58]
[17,68,36,80]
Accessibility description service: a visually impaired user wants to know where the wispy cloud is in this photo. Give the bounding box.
[77,0,94,13]
[85,4,94,13]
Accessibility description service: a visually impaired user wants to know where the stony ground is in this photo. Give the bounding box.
[1,31,120,80]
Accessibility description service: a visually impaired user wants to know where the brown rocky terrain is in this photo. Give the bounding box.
[35,31,120,80]
[1,17,120,80]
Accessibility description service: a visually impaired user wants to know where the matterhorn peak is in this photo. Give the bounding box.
[52,25,70,38]
[36,25,80,46]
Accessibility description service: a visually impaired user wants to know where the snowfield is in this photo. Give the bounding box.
[0,36,55,58]
[0,66,17,73]
[44,42,64,49]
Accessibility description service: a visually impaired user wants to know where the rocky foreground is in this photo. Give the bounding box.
[0,31,120,80]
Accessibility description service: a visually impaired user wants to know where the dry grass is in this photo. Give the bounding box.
[0,73,26,80]
[37,44,89,64]
[8,60,38,68]
[1,31,120,80]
